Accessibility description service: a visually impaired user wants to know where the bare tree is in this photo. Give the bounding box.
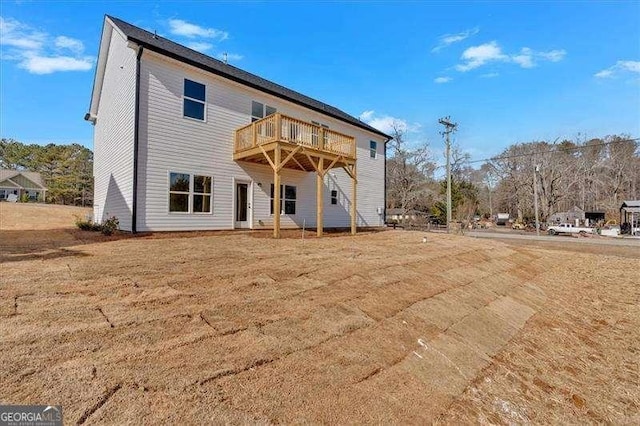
[386,122,436,222]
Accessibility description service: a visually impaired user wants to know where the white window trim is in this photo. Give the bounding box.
[270,183,297,216]
[192,174,214,215]
[183,79,207,122]
[370,140,378,159]
[167,171,214,215]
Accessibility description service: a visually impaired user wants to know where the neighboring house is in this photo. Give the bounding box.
[0,170,47,201]
[548,206,605,225]
[85,16,390,236]
[548,206,585,224]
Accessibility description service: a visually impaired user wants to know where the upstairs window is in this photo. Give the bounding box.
[251,101,276,122]
[370,140,378,159]
[184,79,206,121]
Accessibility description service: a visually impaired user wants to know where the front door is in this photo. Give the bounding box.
[235,183,249,228]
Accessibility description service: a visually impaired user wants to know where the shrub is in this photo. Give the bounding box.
[75,216,102,231]
[20,193,29,203]
[74,215,119,235]
[101,216,119,236]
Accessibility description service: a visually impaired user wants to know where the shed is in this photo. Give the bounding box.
[619,200,640,234]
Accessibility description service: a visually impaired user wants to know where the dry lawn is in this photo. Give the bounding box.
[1,203,639,424]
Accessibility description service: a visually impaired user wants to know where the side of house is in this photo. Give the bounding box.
[88,16,389,233]
[88,21,137,229]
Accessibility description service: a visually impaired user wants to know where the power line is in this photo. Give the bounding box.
[466,137,640,165]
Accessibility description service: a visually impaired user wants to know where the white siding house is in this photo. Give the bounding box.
[86,16,390,234]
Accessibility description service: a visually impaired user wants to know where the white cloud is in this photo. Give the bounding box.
[166,18,241,61]
[538,49,566,62]
[511,47,535,68]
[456,41,506,71]
[0,16,94,74]
[0,16,45,50]
[19,54,93,74]
[595,60,640,78]
[455,42,566,72]
[432,27,479,53]
[168,19,228,40]
[186,41,213,53]
[359,111,420,135]
[434,76,452,84]
[54,36,84,54]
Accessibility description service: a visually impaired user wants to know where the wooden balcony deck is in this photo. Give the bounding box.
[233,113,358,238]
[233,113,356,171]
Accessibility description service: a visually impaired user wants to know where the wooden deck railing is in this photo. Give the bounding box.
[235,113,356,159]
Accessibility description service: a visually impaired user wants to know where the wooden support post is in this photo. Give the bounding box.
[317,158,324,237]
[273,144,281,239]
[351,165,357,235]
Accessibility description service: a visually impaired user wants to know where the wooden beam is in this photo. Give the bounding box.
[273,144,281,239]
[351,163,357,235]
[317,158,324,237]
[278,145,302,172]
[291,156,308,172]
[303,150,320,173]
[260,145,277,171]
[325,155,343,172]
[342,164,358,183]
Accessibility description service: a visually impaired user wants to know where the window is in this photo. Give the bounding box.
[270,184,297,215]
[251,101,276,122]
[169,172,190,212]
[331,190,338,205]
[193,175,212,213]
[183,79,206,120]
[370,140,378,159]
[169,172,213,213]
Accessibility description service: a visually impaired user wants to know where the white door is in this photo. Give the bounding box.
[235,182,250,228]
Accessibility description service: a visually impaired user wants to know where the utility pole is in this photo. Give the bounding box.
[533,165,540,236]
[439,116,457,232]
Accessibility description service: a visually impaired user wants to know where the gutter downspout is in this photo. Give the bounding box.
[383,137,391,226]
[132,45,143,233]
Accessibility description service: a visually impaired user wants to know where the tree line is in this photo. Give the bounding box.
[386,128,640,224]
[0,138,93,205]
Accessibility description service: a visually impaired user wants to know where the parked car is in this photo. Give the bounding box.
[547,223,594,236]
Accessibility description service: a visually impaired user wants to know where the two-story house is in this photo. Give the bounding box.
[85,16,390,237]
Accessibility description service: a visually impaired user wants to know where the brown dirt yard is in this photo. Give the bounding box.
[1,203,639,424]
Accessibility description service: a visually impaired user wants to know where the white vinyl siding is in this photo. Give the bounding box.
[135,49,386,231]
[92,24,137,230]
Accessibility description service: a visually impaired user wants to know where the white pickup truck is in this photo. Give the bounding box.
[547,223,594,236]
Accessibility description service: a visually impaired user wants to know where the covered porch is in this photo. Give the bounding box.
[234,113,357,238]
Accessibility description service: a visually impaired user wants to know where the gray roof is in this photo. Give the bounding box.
[107,16,391,141]
[0,169,46,188]
[621,200,640,208]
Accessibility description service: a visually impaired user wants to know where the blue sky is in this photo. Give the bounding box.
[1,1,639,162]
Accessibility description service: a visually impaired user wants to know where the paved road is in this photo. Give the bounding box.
[467,231,640,247]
